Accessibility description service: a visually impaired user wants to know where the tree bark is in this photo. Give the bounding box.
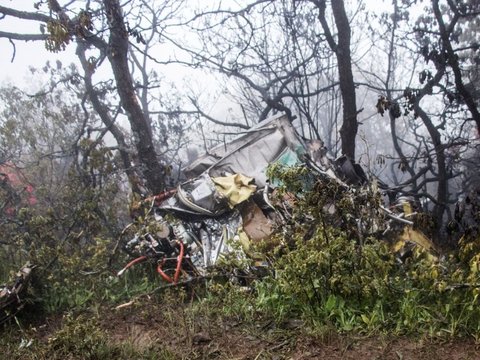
[414,67,449,228]
[313,0,358,159]
[330,0,358,160]
[414,104,448,227]
[103,0,165,194]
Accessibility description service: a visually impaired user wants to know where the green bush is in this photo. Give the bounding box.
[252,164,480,337]
[258,228,479,336]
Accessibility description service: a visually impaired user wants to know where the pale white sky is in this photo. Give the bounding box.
[0,2,77,88]
[0,0,397,86]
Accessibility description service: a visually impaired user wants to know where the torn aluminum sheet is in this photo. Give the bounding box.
[159,173,257,217]
[122,208,250,278]
[174,173,227,216]
[160,113,348,219]
[197,212,244,270]
[184,113,308,189]
[153,198,259,274]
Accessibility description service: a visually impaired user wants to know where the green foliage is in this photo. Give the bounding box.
[199,281,258,322]
[46,314,107,358]
[0,153,479,356]
[0,147,145,314]
[0,80,161,317]
[266,163,313,195]
[248,166,480,338]
[253,228,480,336]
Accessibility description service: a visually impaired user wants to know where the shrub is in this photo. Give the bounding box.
[253,164,480,337]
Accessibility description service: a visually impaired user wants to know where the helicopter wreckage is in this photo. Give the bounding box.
[118,113,437,283]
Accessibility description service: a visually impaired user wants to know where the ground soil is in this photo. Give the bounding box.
[99,298,480,359]
[5,296,480,359]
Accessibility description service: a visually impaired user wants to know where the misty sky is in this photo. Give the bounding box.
[0,0,399,87]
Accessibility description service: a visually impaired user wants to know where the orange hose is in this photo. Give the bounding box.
[156,241,185,284]
[156,259,174,283]
[127,255,147,267]
[173,240,185,283]
[117,255,147,276]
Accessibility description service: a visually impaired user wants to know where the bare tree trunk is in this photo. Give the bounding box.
[103,0,165,194]
[313,0,358,159]
[330,0,358,160]
[411,66,449,230]
[0,1,167,195]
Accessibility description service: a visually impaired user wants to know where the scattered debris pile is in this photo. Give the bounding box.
[0,263,34,325]
[120,114,437,282]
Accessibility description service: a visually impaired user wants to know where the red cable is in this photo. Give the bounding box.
[119,239,185,282]
[156,259,173,283]
[117,255,147,276]
[174,240,185,283]
[156,241,185,284]
[127,255,148,268]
